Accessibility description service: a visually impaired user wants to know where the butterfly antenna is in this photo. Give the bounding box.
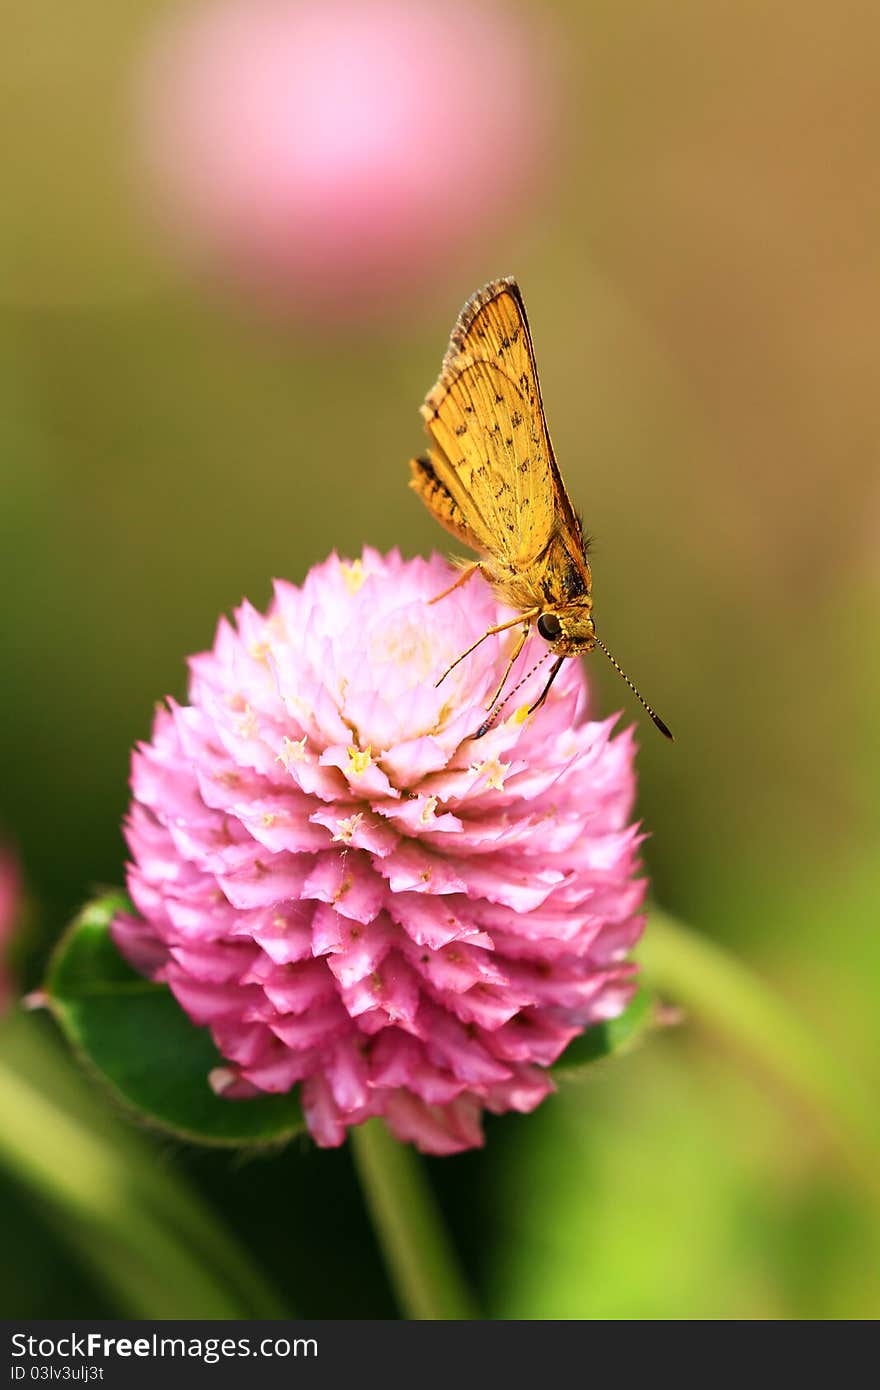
[472,653,551,739]
[595,637,674,741]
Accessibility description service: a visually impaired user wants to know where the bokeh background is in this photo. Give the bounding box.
[2,0,878,1319]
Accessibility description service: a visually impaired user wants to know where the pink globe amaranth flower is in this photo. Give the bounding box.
[112,550,646,1153]
[0,846,22,1013]
[135,0,560,320]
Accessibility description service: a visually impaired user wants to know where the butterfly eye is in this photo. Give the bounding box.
[537,613,562,642]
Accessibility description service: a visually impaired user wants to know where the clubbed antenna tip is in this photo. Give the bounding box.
[595,637,674,741]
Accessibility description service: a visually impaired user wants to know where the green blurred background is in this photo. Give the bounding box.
[2,0,878,1319]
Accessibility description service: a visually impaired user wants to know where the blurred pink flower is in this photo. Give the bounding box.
[136,0,559,319]
[113,550,645,1152]
[0,847,22,1012]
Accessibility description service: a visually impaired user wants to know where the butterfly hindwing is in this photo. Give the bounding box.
[409,455,484,549]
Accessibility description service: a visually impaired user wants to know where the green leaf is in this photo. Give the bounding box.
[44,893,306,1147]
[552,987,654,1078]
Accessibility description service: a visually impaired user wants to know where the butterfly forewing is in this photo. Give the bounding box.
[419,279,581,572]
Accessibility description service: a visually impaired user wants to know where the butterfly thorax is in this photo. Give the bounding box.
[486,542,596,656]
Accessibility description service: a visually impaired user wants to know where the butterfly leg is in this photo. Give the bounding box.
[526,656,565,715]
[433,609,539,688]
[485,623,530,712]
[427,562,484,606]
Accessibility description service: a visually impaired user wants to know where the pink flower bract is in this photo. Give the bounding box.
[113,550,646,1153]
[0,846,22,1013]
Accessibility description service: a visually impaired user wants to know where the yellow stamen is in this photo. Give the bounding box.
[333,813,364,845]
[237,704,258,738]
[341,559,367,593]
[347,744,373,775]
[276,735,307,769]
[471,756,510,790]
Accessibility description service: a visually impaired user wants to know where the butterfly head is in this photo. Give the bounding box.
[536,603,595,656]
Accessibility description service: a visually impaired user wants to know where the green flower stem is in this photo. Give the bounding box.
[641,909,880,1210]
[0,1013,288,1318]
[350,1118,479,1319]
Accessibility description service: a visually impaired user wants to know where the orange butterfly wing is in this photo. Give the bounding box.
[412,279,582,569]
